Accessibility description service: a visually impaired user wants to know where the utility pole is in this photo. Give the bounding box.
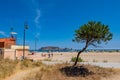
[35,38,36,52]
[35,37,39,53]
[23,23,28,59]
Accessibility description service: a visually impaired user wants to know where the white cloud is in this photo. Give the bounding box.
[34,9,41,26]
[35,32,40,38]
[10,32,17,35]
[23,0,41,39]
[34,9,41,39]
[0,31,8,37]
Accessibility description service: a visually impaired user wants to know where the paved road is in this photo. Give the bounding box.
[42,61,120,68]
[80,62,120,68]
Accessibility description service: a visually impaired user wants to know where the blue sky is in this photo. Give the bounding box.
[0,0,120,49]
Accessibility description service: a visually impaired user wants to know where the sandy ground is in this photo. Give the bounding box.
[5,66,120,80]
[27,52,120,63]
[5,68,40,80]
[5,52,120,80]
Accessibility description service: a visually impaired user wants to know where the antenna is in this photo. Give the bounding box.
[10,27,14,38]
[10,27,17,38]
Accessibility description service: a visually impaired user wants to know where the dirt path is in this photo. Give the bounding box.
[101,69,120,80]
[4,67,40,80]
[101,74,120,80]
[4,66,120,80]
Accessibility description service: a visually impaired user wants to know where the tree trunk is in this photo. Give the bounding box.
[73,41,89,66]
[73,51,82,66]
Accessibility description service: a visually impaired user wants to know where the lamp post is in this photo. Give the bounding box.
[23,23,28,59]
[35,38,36,52]
[35,37,39,53]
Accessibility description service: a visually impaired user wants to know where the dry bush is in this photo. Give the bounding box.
[23,64,116,80]
[0,58,18,79]
[0,59,43,79]
[0,58,117,80]
[19,59,43,69]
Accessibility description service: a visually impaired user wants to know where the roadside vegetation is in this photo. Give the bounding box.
[71,57,83,62]
[0,58,17,79]
[0,57,119,80]
[23,63,117,80]
[0,57,42,80]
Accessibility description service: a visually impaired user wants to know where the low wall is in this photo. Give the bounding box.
[4,49,30,60]
[4,49,15,60]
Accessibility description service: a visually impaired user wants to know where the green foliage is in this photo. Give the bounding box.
[73,21,113,47]
[93,59,98,62]
[71,57,83,62]
[43,58,51,61]
[103,60,108,63]
[72,21,113,66]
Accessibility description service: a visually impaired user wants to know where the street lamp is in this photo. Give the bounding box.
[35,37,39,53]
[23,23,28,59]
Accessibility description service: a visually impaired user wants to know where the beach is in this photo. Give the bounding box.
[27,52,120,63]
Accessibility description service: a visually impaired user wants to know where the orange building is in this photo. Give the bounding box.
[0,38,16,49]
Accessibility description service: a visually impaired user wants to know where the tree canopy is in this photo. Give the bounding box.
[73,21,113,66]
[73,21,112,47]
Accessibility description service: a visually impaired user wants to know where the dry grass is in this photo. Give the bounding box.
[0,58,18,79]
[0,58,43,80]
[0,56,119,80]
[23,64,117,80]
[19,59,43,69]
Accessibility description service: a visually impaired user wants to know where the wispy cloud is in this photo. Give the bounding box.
[35,32,40,38]
[34,9,41,38]
[23,0,41,38]
[0,31,9,37]
[34,9,41,27]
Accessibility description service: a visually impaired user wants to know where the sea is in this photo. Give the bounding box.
[30,49,120,53]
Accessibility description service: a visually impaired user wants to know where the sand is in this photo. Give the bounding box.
[27,52,120,63]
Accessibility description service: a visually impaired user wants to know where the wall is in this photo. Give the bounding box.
[4,49,30,60]
[15,50,30,59]
[4,49,15,60]
[0,38,16,49]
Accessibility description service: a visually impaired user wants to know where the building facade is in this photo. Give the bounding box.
[0,38,16,49]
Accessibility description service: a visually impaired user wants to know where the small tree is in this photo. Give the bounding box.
[73,21,112,66]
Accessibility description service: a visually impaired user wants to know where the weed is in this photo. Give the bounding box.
[71,57,83,62]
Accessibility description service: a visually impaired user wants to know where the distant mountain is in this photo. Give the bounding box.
[39,46,60,51]
[39,46,72,51]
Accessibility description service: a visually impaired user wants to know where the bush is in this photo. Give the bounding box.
[71,57,83,62]
[43,58,51,61]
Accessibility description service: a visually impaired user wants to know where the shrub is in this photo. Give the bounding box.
[93,59,98,62]
[71,57,83,62]
[103,60,108,63]
[43,58,51,61]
